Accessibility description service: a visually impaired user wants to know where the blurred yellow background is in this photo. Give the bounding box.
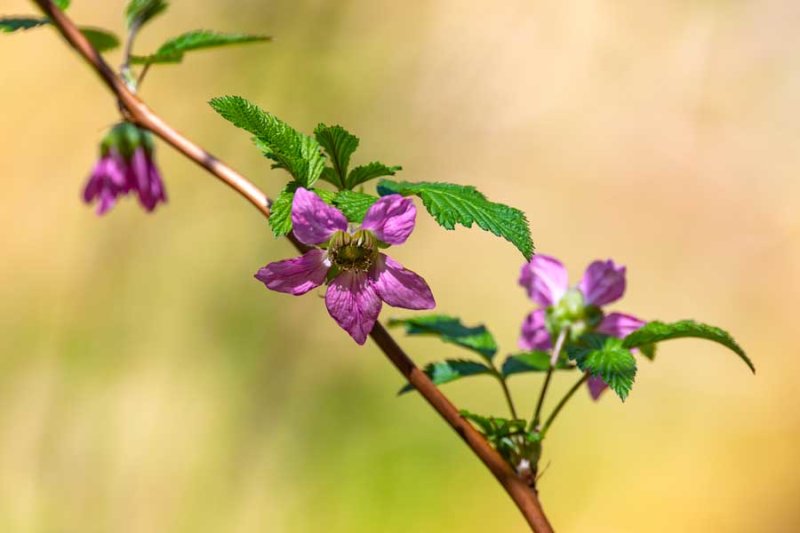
[1,0,798,531]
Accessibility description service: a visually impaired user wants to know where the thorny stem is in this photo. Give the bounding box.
[541,374,588,437]
[30,1,554,531]
[530,329,567,431]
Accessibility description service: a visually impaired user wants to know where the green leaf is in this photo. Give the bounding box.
[126,0,168,29]
[501,351,574,378]
[268,183,298,237]
[0,17,48,33]
[333,190,378,223]
[567,335,637,401]
[347,162,401,189]
[314,124,359,188]
[459,410,533,463]
[398,360,491,394]
[377,180,534,260]
[80,28,120,52]
[389,314,498,362]
[209,96,325,187]
[131,30,269,65]
[54,0,71,9]
[639,343,657,361]
[623,320,754,373]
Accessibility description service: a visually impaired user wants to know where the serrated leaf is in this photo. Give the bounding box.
[126,0,168,29]
[377,180,534,260]
[314,124,359,188]
[80,28,120,52]
[0,17,48,33]
[567,335,637,401]
[389,314,498,362]
[268,183,298,237]
[623,320,754,373]
[398,360,491,394]
[333,190,378,223]
[209,96,325,187]
[131,30,269,65]
[347,161,401,189]
[501,351,574,377]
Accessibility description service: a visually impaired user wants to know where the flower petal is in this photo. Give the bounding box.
[586,375,609,400]
[360,194,416,245]
[579,259,626,306]
[370,254,435,309]
[519,309,552,350]
[291,187,348,245]
[325,271,383,345]
[255,249,330,295]
[518,255,569,306]
[596,312,646,339]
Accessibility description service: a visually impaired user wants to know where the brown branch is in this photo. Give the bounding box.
[30,2,554,531]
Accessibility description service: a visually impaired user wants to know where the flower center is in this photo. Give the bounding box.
[328,230,379,272]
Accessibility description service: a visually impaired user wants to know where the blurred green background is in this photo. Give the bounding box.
[1,0,798,531]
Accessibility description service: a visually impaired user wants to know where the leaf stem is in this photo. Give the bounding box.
[540,373,588,437]
[498,373,519,420]
[121,19,141,91]
[529,328,567,431]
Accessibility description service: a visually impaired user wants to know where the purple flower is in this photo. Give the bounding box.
[256,188,435,344]
[518,254,645,400]
[83,123,166,215]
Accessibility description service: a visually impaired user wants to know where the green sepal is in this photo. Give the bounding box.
[398,360,492,394]
[377,180,534,260]
[389,314,498,362]
[623,320,754,373]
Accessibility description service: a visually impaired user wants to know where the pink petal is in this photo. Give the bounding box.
[596,312,645,339]
[519,309,553,351]
[518,255,569,307]
[579,260,626,306]
[370,254,435,310]
[325,271,383,345]
[587,375,609,400]
[255,249,330,295]
[360,195,416,244]
[291,187,348,245]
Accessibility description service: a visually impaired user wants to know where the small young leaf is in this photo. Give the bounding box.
[501,351,574,378]
[333,190,378,223]
[398,360,492,394]
[347,162,401,189]
[131,30,270,65]
[80,28,120,52]
[209,96,325,187]
[0,17,48,33]
[567,335,637,401]
[377,180,534,260]
[126,0,168,29]
[54,0,71,9]
[389,314,498,362]
[314,124,359,187]
[623,320,754,372]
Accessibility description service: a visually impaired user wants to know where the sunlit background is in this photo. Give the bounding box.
[1,0,798,531]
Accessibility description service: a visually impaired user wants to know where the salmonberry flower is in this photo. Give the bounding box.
[83,122,166,215]
[256,188,435,344]
[518,254,645,400]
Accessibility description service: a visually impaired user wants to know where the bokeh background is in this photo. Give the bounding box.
[1,0,798,531]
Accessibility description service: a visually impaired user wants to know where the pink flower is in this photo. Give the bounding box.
[83,123,166,215]
[518,254,645,400]
[256,188,435,344]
